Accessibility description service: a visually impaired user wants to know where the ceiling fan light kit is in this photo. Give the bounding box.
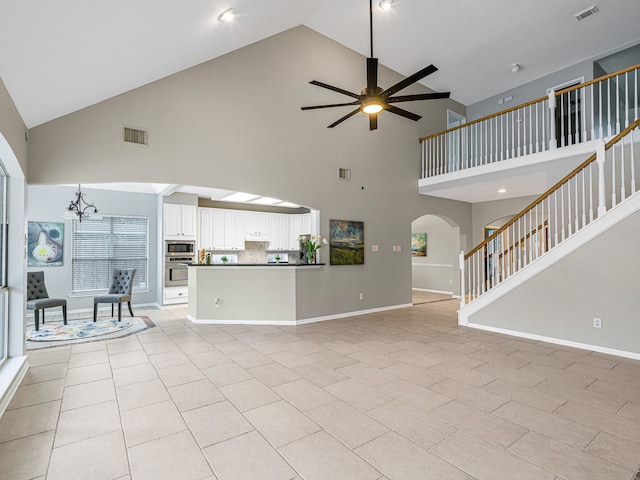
[301,0,450,130]
[217,8,235,22]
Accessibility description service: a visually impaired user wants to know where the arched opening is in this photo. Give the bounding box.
[410,213,461,303]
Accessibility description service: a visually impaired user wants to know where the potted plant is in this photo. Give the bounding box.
[220,255,229,264]
[274,254,281,263]
[298,235,327,264]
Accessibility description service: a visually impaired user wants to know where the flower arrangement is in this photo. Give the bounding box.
[298,235,328,264]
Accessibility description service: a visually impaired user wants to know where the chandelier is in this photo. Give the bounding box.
[62,184,102,222]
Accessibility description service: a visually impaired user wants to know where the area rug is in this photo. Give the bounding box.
[26,316,155,349]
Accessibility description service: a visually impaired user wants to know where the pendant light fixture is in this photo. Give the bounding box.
[62,184,103,222]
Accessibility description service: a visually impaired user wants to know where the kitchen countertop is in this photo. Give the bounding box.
[187,263,325,266]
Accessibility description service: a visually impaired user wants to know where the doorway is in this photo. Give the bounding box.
[447,110,466,172]
[548,78,584,148]
[411,214,461,300]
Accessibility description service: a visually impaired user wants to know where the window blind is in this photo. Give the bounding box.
[72,215,148,292]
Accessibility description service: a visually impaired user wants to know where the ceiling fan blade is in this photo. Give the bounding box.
[369,113,378,131]
[387,105,422,122]
[383,64,438,97]
[387,92,450,103]
[328,107,361,128]
[309,80,360,99]
[301,101,360,110]
[367,58,378,93]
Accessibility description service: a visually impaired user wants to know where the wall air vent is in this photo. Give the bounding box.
[574,5,599,21]
[337,167,351,181]
[123,126,148,146]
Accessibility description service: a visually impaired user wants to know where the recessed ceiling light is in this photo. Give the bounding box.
[217,8,235,22]
[511,63,521,74]
[251,196,281,205]
[220,191,258,202]
[379,0,393,10]
[498,188,507,194]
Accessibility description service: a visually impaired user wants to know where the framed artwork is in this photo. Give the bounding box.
[28,222,64,267]
[329,220,364,265]
[411,233,427,256]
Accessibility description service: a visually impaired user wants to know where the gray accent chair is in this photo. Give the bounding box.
[93,269,136,322]
[27,271,67,331]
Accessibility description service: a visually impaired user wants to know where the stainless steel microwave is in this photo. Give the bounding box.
[166,240,195,257]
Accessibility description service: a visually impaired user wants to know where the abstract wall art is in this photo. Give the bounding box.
[28,222,64,266]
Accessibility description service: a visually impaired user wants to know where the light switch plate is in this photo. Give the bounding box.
[372,245,379,252]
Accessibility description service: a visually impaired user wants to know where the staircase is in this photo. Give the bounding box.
[420,65,640,359]
[457,118,640,356]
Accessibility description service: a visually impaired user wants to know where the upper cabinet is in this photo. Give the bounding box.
[199,208,225,250]
[197,208,313,251]
[223,210,246,250]
[164,204,197,240]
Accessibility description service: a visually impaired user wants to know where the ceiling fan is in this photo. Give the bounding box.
[301,0,450,130]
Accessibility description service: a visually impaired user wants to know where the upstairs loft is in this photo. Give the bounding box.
[418,64,640,203]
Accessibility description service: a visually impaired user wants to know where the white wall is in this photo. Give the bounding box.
[26,26,473,319]
[27,185,160,311]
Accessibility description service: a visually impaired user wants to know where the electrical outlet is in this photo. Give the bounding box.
[359,292,364,300]
[214,298,220,308]
[593,317,602,328]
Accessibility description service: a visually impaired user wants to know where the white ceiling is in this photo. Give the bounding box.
[1,0,639,128]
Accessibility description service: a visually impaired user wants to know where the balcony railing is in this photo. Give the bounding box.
[460,118,640,306]
[420,64,640,178]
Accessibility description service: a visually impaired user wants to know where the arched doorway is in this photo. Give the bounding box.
[411,214,461,302]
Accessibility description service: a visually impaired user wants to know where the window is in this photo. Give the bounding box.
[0,166,7,366]
[72,216,148,293]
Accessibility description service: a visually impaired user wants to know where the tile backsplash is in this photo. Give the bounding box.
[204,241,301,264]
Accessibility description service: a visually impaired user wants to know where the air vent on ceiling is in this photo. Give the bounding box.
[574,4,599,21]
[337,167,351,181]
[123,126,148,146]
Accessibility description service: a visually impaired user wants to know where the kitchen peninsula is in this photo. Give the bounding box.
[187,263,325,324]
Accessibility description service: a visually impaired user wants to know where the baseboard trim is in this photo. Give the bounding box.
[187,303,413,326]
[0,356,29,417]
[465,322,640,361]
[412,288,454,295]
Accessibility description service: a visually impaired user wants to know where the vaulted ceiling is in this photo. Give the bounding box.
[1,0,638,128]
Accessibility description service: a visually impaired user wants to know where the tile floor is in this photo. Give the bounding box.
[1,292,640,479]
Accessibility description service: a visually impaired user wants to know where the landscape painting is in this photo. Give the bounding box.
[329,220,364,265]
[411,233,427,256]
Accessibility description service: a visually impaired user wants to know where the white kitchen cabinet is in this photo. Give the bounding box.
[268,214,281,250]
[289,214,305,250]
[245,212,270,234]
[224,211,245,250]
[164,204,197,240]
[278,215,291,250]
[163,286,188,305]
[212,210,225,249]
[302,213,312,236]
[198,208,214,250]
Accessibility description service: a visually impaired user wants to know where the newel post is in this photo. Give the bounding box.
[596,140,607,217]
[459,251,466,308]
[548,90,557,149]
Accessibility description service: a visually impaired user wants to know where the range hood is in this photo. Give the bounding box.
[245,233,271,242]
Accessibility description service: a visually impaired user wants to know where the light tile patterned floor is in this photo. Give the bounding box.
[1,292,640,479]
